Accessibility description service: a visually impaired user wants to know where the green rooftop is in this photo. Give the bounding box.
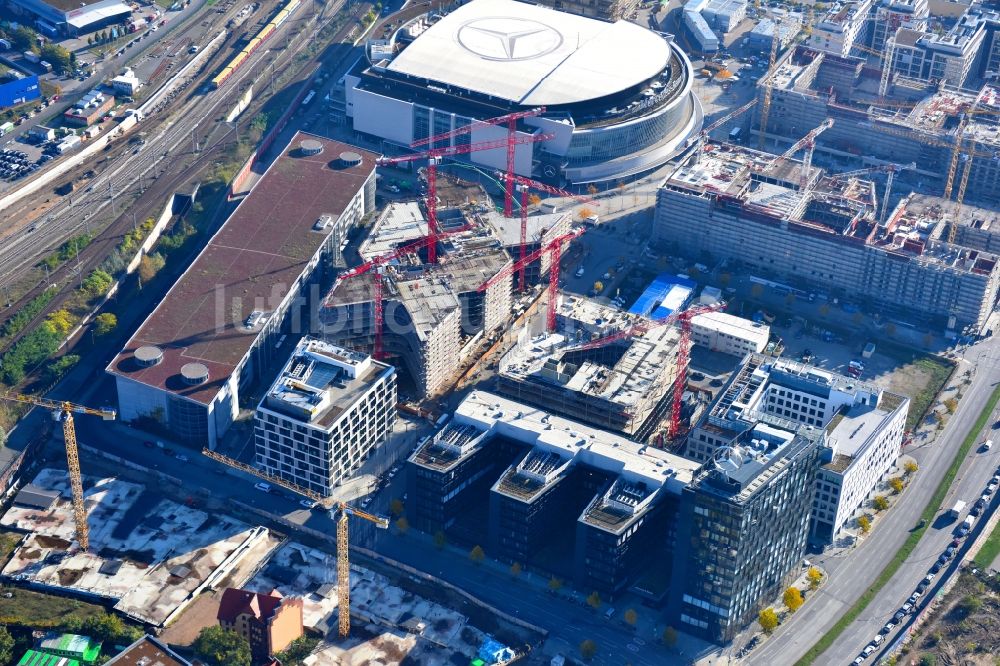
[18,650,83,666]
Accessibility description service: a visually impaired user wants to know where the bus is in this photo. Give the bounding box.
[301,89,316,106]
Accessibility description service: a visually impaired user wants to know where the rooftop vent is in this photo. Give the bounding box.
[330,151,363,169]
[299,139,324,156]
[180,363,209,386]
[134,345,163,367]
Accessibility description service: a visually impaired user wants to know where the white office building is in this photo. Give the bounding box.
[813,393,908,543]
[689,310,769,356]
[254,338,397,496]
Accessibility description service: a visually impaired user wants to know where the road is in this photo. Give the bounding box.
[748,338,1000,666]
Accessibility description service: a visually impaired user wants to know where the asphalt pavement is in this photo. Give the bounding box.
[748,338,1000,666]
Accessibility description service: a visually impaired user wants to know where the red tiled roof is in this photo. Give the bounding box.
[107,133,377,405]
[217,588,285,624]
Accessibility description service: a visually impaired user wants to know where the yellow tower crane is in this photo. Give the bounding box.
[758,14,787,150]
[335,501,389,638]
[0,393,115,550]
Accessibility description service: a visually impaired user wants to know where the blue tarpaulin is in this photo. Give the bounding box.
[628,273,695,320]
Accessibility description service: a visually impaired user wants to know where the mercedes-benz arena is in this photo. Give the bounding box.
[343,0,702,184]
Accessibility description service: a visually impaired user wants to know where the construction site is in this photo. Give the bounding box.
[1,468,282,627]
[496,296,682,439]
[653,140,1000,332]
[321,180,575,399]
[758,44,1000,204]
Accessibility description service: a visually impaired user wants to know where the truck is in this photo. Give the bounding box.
[729,126,743,142]
[23,51,40,64]
[963,514,976,529]
[124,109,144,122]
[948,500,966,519]
[0,121,13,136]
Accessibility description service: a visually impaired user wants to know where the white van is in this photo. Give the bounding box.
[984,439,994,451]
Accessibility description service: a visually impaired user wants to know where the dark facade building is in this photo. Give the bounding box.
[668,423,822,643]
[407,391,701,597]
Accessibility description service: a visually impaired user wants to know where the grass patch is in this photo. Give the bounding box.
[0,531,22,567]
[905,356,956,431]
[973,520,1000,570]
[794,383,1000,666]
[0,588,105,627]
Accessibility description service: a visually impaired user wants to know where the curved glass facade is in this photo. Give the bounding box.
[564,95,695,166]
[564,44,696,168]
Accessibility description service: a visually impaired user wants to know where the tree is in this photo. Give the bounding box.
[194,626,251,666]
[433,530,446,549]
[87,36,93,46]
[751,283,764,298]
[469,545,485,565]
[528,193,542,207]
[586,591,602,610]
[758,607,779,634]
[807,567,823,590]
[0,626,13,665]
[662,626,678,647]
[578,206,596,221]
[593,280,604,293]
[40,44,71,73]
[579,639,598,661]
[82,613,140,643]
[275,636,319,666]
[904,461,919,476]
[394,516,409,534]
[873,495,889,511]
[10,26,37,51]
[587,184,599,196]
[81,269,113,297]
[94,312,118,336]
[138,252,166,284]
[783,586,804,613]
[858,515,872,534]
[886,322,897,338]
[510,561,522,578]
[623,608,638,627]
[46,309,77,336]
[548,576,562,593]
[889,477,905,494]
[389,498,404,516]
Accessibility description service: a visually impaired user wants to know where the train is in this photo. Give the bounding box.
[210,0,301,89]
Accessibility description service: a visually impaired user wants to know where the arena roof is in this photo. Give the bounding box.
[386,0,672,106]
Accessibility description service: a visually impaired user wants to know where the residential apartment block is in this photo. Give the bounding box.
[217,588,303,664]
[654,142,1000,332]
[255,338,396,497]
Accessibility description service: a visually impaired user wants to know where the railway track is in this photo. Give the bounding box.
[0,0,368,355]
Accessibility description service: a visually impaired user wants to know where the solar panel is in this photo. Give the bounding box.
[305,364,340,389]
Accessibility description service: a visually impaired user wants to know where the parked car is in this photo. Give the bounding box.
[254,482,272,492]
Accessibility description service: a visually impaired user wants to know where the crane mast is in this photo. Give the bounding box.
[1,394,116,550]
[335,502,389,638]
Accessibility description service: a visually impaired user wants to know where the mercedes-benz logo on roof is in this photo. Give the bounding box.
[457,17,564,61]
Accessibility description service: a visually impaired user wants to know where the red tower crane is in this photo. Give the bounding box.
[565,301,726,439]
[410,108,549,219]
[378,132,553,263]
[477,227,586,332]
[496,172,598,292]
[328,225,471,360]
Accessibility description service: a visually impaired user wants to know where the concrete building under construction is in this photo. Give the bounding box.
[496,296,680,439]
[321,192,570,397]
[653,142,1000,332]
[758,45,1000,202]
